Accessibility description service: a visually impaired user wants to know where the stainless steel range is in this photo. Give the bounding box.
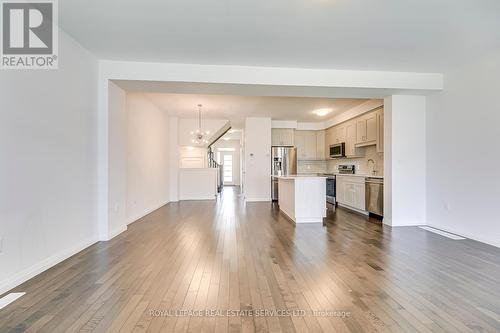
[338,164,355,174]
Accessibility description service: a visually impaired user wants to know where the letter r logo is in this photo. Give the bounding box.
[2,2,53,54]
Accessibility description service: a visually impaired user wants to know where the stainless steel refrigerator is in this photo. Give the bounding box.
[271,146,297,201]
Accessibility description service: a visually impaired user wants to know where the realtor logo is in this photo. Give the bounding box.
[1,0,58,69]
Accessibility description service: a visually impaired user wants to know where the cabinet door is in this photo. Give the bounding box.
[354,183,366,210]
[336,179,345,204]
[280,129,294,146]
[274,129,283,145]
[325,127,335,156]
[316,130,325,159]
[366,113,377,142]
[304,132,317,159]
[346,121,357,157]
[345,183,356,207]
[271,129,280,146]
[356,119,366,143]
[294,131,306,159]
[336,126,346,143]
[376,109,384,153]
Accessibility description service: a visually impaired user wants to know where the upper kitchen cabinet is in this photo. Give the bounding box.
[345,120,363,157]
[295,130,320,160]
[336,125,346,144]
[376,108,384,153]
[325,126,336,154]
[316,130,325,159]
[272,128,294,146]
[355,111,377,146]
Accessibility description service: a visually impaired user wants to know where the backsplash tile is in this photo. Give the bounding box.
[297,145,384,176]
[328,145,384,176]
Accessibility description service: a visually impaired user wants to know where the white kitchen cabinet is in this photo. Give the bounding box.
[345,121,363,157]
[325,127,336,157]
[336,176,366,212]
[376,108,384,153]
[316,130,325,159]
[295,130,318,160]
[272,128,294,146]
[356,111,377,146]
[336,125,346,144]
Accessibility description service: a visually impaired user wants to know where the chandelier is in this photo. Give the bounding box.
[190,104,210,145]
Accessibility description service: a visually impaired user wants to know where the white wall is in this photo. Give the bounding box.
[426,49,500,247]
[107,82,128,238]
[0,31,98,294]
[244,118,272,201]
[179,168,218,200]
[384,95,426,227]
[179,147,207,168]
[168,117,179,202]
[126,94,170,224]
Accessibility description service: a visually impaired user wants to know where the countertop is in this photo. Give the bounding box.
[272,175,328,180]
[292,173,384,179]
[333,173,384,179]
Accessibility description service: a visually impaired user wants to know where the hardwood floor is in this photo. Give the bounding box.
[1,186,500,332]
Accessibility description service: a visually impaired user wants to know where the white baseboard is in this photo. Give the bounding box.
[106,225,127,240]
[427,224,500,248]
[0,235,99,296]
[127,200,169,225]
[179,196,216,201]
[245,197,271,202]
[337,203,369,216]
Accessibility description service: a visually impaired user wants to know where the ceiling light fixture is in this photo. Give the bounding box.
[190,104,210,145]
[313,108,333,117]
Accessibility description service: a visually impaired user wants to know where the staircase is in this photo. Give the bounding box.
[208,148,223,193]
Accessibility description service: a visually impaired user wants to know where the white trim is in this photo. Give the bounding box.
[324,100,384,129]
[103,225,127,241]
[100,60,443,90]
[271,120,297,129]
[295,218,324,224]
[0,293,26,310]
[419,226,466,240]
[337,203,369,216]
[0,235,99,295]
[179,196,216,201]
[127,201,169,225]
[427,224,500,248]
[245,197,271,202]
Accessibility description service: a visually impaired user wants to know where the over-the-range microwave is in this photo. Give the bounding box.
[329,143,345,158]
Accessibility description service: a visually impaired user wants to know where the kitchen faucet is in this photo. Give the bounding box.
[367,159,377,175]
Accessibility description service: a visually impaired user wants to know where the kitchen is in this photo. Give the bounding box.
[272,105,384,223]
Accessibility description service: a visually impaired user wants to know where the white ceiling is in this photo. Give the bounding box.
[61,0,500,72]
[136,92,370,127]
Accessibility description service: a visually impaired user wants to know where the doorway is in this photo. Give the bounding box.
[221,152,234,185]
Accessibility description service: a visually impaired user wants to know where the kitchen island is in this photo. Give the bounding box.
[276,175,327,224]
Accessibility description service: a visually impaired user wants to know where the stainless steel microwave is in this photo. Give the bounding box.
[329,143,345,158]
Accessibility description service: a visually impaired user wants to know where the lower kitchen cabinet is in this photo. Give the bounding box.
[336,176,366,212]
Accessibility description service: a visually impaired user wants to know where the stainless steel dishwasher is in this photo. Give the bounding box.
[365,177,384,216]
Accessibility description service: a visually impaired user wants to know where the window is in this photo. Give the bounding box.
[223,154,233,184]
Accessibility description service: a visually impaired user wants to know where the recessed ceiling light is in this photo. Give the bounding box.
[223,137,230,141]
[313,108,332,117]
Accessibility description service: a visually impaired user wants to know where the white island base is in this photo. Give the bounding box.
[277,176,327,224]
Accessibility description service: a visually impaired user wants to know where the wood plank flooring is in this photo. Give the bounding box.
[1,186,500,332]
